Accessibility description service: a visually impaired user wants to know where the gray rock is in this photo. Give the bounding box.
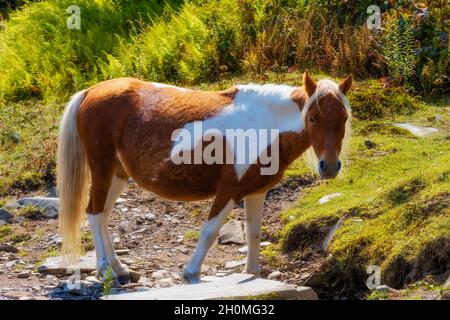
[238,241,271,253]
[393,123,438,137]
[144,212,156,221]
[224,259,246,269]
[17,270,31,278]
[16,197,59,219]
[38,251,96,274]
[103,273,318,300]
[319,193,342,205]
[374,285,396,293]
[267,271,282,280]
[0,220,6,227]
[218,220,245,245]
[0,208,13,223]
[0,244,19,253]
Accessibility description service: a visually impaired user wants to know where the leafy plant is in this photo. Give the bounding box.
[102,266,115,298]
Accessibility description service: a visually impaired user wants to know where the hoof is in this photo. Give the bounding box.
[182,269,200,284]
[117,272,131,286]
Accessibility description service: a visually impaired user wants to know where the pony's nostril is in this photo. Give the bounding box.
[319,160,327,172]
[336,160,342,171]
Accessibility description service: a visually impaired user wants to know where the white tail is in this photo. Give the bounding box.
[57,90,89,263]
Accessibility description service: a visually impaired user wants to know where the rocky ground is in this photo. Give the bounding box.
[0,176,322,300]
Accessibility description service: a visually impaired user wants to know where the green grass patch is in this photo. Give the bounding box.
[279,97,449,297]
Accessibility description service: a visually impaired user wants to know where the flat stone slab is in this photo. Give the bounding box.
[38,251,96,274]
[102,273,318,300]
[17,197,59,218]
[393,123,438,137]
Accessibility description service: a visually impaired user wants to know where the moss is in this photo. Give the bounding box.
[17,204,46,220]
[0,225,11,241]
[348,82,418,120]
[184,230,200,241]
[279,97,449,297]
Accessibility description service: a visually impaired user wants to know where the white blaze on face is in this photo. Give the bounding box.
[170,84,304,179]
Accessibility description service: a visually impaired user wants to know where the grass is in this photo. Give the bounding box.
[278,85,449,297]
[184,230,200,242]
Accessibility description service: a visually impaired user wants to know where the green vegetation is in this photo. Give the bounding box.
[184,230,200,242]
[102,266,115,297]
[0,0,448,299]
[280,87,449,297]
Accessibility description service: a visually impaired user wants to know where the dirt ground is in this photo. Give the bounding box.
[0,176,326,300]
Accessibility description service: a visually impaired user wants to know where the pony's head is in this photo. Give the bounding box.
[302,71,352,179]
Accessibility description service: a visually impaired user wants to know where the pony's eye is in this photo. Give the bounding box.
[309,116,315,123]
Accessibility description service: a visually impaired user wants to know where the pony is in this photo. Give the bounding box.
[57,71,352,285]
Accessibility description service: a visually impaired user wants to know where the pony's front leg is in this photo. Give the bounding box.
[182,197,235,284]
[244,192,266,276]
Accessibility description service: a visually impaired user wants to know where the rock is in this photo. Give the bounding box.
[116,197,128,204]
[218,220,245,245]
[151,269,171,280]
[38,251,96,274]
[103,273,318,300]
[85,276,101,284]
[157,278,176,288]
[130,270,142,283]
[238,241,271,253]
[5,260,17,268]
[319,193,342,205]
[144,212,155,221]
[47,186,59,198]
[0,208,13,223]
[17,270,31,278]
[0,220,6,227]
[174,245,189,254]
[267,271,282,280]
[16,197,59,219]
[0,244,19,253]
[201,275,223,282]
[224,259,246,269]
[115,249,130,256]
[434,114,443,122]
[393,123,438,137]
[375,285,397,294]
[364,139,376,149]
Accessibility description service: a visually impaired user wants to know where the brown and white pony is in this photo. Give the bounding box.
[57,71,352,285]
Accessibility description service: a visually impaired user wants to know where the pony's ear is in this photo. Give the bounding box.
[339,74,352,95]
[303,70,317,97]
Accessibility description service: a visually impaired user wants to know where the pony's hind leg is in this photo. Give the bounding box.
[88,170,130,285]
[182,196,235,284]
[100,175,130,284]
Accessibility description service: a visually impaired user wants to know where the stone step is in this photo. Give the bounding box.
[102,273,318,300]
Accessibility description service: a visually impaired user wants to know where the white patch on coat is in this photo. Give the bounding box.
[151,82,191,92]
[172,84,301,179]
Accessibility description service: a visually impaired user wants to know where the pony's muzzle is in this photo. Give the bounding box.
[318,159,341,178]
